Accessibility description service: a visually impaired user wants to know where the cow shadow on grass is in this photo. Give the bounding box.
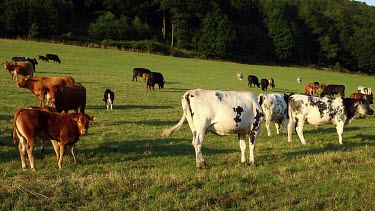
[0,114,13,121]
[302,126,361,134]
[87,104,173,110]
[163,88,190,93]
[79,137,237,164]
[107,120,177,126]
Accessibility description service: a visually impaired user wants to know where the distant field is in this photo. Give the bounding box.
[0,39,374,210]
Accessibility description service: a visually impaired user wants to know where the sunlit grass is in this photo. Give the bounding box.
[0,39,374,210]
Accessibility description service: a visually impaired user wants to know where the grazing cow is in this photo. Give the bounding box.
[297,76,302,84]
[288,95,373,144]
[12,57,38,72]
[142,73,150,82]
[237,72,243,81]
[260,79,269,91]
[304,82,320,96]
[36,55,48,62]
[132,67,151,82]
[268,78,275,89]
[103,89,115,110]
[357,86,372,95]
[48,83,86,113]
[46,54,61,63]
[258,93,289,137]
[162,89,263,168]
[2,61,33,80]
[248,75,260,88]
[350,93,373,104]
[16,76,75,106]
[320,84,345,97]
[13,108,95,170]
[147,72,165,91]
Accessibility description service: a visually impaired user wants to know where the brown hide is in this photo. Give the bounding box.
[2,61,33,80]
[14,109,95,169]
[16,76,75,106]
[49,83,86,113]
[349,93,373,104]
[304,82,320,96]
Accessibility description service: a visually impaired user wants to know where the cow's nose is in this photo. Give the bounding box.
[80,129,86,134]
[369,110,374,115]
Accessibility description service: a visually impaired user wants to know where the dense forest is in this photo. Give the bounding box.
[1,0,375,74]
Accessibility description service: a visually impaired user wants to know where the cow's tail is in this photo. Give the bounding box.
[12,108,26,144]
[162,112,186,136]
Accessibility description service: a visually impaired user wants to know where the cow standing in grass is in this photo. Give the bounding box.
[162,89,263,168]
[288,95,373,144]
[258,93,289,137]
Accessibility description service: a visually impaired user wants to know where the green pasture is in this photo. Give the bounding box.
[0,39,374,210]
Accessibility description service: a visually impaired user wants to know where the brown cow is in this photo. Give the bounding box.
[2,61,33,80]
[48,83,86,113]
[349,93,373,104]
[142,72,150,82]
[16,76,75,106]
[304,82,320,96]
[268,78,275,89]
[36,55,48,62]
[13,108,95,170]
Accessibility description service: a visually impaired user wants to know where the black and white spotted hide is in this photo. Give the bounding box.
[103,89,114,110]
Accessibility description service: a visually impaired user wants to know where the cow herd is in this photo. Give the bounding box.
[2,59,374,170]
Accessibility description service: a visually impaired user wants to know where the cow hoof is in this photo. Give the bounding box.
[248,161,256,166]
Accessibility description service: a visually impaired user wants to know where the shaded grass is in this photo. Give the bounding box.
[0,39,374,210]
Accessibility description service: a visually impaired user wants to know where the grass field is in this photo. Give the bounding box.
[0,39,374,210]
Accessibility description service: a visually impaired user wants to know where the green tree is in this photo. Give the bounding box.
[198,4,236,58]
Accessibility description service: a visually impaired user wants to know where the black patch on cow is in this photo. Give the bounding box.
[215,92,222,101]
[233,106,244,126]
[252,109,264,131]
[250,132,255,144]
[185,94,194,118]
[342,97,374,123]
[289,98,303,114]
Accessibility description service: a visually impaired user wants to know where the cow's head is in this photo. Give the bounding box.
[15,76,30,87]
[48,85,64,107]
[160,80,165,89]
[357,97,374,116]
[72,114,96,136]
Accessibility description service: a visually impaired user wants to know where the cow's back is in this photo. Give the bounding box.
[184,89,261,135]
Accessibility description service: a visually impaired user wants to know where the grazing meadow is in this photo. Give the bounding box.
[0,39,374,210]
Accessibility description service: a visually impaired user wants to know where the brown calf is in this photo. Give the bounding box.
[13,108,95,170]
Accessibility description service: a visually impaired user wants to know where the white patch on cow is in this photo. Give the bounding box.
[258,93,288,137]
[162,89,263,168]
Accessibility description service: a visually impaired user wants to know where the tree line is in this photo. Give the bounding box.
[1,0,374,74]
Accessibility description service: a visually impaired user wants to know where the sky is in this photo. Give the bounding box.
[360,0,375,6]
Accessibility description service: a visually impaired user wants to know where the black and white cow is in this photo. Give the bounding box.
[103,89,114,110]
[162,89,263,168]
[258,93,289,137]
[288,95,374,144]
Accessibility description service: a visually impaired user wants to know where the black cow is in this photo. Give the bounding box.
[248,75,260,88]
[12,57,38,72]
[147,72,165,91]
[320,84,345,97]
[260,78,269,91]
[103,89,115,110]
[132,68,151,82]
[46,54,61,63]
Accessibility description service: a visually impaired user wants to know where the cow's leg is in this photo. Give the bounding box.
[194,132,206,169]
[248,131,260,166]
[17,137,28,170]
[295,120,306,144]
[110,103,113,110]
[51,140,60,161]
[238,133,246,164]
[26,138,36,171]
[266,118,272,136]
[68,145,80,164]
[336,121,345,144]
[282,118,288,135]
[274,120,281,135]
[287,118,295,142]
[58,144,67,169]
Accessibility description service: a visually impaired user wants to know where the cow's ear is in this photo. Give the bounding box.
[90,116,96,121]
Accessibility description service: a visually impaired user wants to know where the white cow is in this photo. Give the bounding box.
[297,76,302,84]
[237,72,243,81]
[162,89,263,168]
[357,86,372,95]
[258,93,289,137]
[288,95,374,144]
